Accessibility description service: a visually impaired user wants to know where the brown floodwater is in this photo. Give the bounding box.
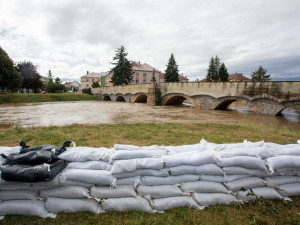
[0,101,299,131]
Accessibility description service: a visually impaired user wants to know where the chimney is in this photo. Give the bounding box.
[87,71,89,75]
[139,61,140,67]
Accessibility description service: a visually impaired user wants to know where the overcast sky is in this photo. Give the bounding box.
[1,0,300,81]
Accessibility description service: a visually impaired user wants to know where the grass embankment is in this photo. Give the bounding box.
[0,93,97,104]
[1,123,300,224]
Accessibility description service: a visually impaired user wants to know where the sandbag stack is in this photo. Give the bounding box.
[0,139,300,219]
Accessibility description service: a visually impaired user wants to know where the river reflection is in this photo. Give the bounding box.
[0,101,299,131]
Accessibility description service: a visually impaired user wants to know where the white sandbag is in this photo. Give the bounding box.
[276,183,300,197]
[161,151,215,167]
[137,185,183,198]
[276,168,300,176]
[214,155,268,171]
[169,143,207,153]
[110,158,164,174]
[114,144,164,151]
[45,197,102,213]
[236,187,283,201]
[264,176,300,186]
[265,142,299,149]
[110,150,167,161]
[265,155,300,173]
[59,147,113,162]
[180,181,229,193]
[32,174,63,190]
[150,196,204,210]
[66,161,111,170]
[116,177,141,186]
[224,177,267,192]
[219,147,273,159]
[40,186,90,199]
[200,175,249,183]
[0,183,32,191]
[0,190,37,201]
[63,180,94,188]
[61,169,115,185]
[193,193,238,206]
[0,200,56,218]
[141,174,199,186]
[90,185,137,198]
[0,146,22,155]
[223,167,274,177]
[101,197,153,212]
[114,169,169,179]
[272,146,300,156]
[169,164,224,176]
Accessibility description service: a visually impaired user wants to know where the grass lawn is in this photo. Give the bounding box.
[0,122,300,224]
[0,93,97,104]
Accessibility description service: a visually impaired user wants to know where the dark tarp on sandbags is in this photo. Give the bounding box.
[19,141,72,155]
[1,160,67,182]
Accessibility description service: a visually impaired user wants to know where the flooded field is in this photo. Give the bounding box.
[0,101,299,130]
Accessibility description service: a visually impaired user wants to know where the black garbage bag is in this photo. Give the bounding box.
[19,141,72,155]
[1,150,58,165]
[1,160,67,182]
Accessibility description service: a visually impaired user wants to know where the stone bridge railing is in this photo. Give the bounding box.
[91,81,300,115]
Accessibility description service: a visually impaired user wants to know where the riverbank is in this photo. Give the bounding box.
[0,93,97,104]
[0,123,299,224]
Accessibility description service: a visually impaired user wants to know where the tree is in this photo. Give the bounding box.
[219,63,229,81]
[91,81,100,88]
[55,77,61,84]
[44,70,65,93]
[164,53,179,82]
[206,57,216,82]
[110,45,133,86]
[251,66,271,82]
[17,61,42,93]
[0,46,23,91]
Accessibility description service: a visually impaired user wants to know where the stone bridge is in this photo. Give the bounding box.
[91,81,300,115]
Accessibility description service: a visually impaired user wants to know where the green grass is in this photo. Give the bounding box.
[0,122,300,224]
[0,93,97,104]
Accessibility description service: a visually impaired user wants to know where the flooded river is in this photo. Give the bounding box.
[0,101,299,130]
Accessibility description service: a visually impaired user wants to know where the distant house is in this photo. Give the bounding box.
[80,71,108,89]
[63,81,81,92]
[160,73,189,83]
[105,62,161,86]
[200,73,250,82]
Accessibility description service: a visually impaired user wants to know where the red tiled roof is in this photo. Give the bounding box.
[64,82,72,86]
[132,62,160,72]
[161,73,189,81]
[229,73,250,81]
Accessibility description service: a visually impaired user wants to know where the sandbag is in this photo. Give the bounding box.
[219,146,273,159]
[193,193,238,206]
[200,175,249,183]
[276,168,300,176]
[161,151,215,167]
[141,174,199,186]
[0,190,37,201]
[224,177,267,192]
[168,143,207,153]
[61,168,115,185]
[116,177,141,186]
[45,197,102,214]
[58,147,113,162]
[110,158,164,174]
[1,160,67,182]
[90,185,137,199]
[110,150,167,161]
[236,187,284,201]
[223,167,274,176]
[19,141,71,155]
[265,142,299,149]
[137,185,183,199]
[272,146,300,156]
[265,155,300,173]
[114,144,164,151]
[31,174,63,189]
[264,176,300,186]
[150,196,203,210]
[0,183,32,191]
[169,164,224,176]
[66,161,111,170]
[180,181,229,193]
[2,150,58,165]
[101,197,153,212]
[0,200,56,218]
[0,146,22,155]
[40,186,90,199]
[114,169,169,179]
[276,183,300,197]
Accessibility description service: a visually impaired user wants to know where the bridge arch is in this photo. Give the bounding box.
[103,95,111,101]
[116,95,126,102]
[132,93,148,104]
[214,97,238,110]
[162,93,195,107]
[277,101,300,116]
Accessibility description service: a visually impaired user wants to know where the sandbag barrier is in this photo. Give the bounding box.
[0,139,300,219]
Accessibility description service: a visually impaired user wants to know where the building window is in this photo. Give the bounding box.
[143,73,147,77]
[86,79,89,82]
[86,84,88,87]
[143,80,146,83]
[136,73,139,77]
[136,80,139,84]
[92,79,94,82]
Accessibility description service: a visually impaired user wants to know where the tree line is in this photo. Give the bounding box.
[0,46,65,93]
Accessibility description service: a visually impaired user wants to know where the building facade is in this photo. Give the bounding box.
[80,71,109,89]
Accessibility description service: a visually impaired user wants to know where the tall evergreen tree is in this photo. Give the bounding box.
[206,57,216,82]
[251,65,271,82]
[17,61,42,93]
[219,63,229,81]
[0,46,23,91]
[164,54,179,82]
[110,45,133,86]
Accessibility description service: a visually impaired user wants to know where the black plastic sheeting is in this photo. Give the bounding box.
[1,160,67,182]
[19,141,72,155]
